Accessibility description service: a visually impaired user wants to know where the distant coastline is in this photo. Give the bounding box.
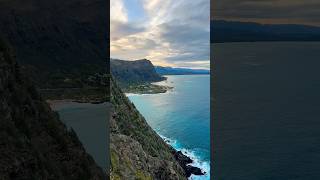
[155,66,210,75]
[125,74,210,95]
[211,20,320,43]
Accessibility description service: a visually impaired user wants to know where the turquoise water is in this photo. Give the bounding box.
[127,75,210,179]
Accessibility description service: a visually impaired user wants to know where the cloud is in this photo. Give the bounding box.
[175,61,210,69]
[110,21,145,41]
[212,0,320,26]
[159,22,209,62]
[110,0,210,69]
[110,0,127,22]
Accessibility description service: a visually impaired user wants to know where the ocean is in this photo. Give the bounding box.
[51,101,109,170]
[127,75,210,180]
[213,42,320,180]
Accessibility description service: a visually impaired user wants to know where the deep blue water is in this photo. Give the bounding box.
[213,42,320,180]
[128,75,210,179]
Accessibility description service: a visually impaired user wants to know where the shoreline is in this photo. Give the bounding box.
[123,74,210,95]
[159,134,209,179]
[122,83,173,94]
[46,99,107,110]
[46,99,75,108]
[124,78,173,95]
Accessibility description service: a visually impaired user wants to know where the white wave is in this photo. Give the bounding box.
[125,93,150,97]
[152,79,173,86]
[125,93,136,97]
[158,134,210,180]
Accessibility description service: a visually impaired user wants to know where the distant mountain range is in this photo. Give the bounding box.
[155,66,210,75]
[211,20,320,43]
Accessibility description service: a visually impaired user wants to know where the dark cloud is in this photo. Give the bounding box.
[127,36,158,49]
[111,21,145,41]
[159,21,209,62]
[212,0,320,26]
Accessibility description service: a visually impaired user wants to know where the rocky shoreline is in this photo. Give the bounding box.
[123,83,173,94]
[172,149,205,177]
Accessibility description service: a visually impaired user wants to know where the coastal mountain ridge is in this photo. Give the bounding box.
[111,59,210,94]
[110,58,166,87]
[212,20,320,43]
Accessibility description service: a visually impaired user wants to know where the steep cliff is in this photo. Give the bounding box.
[0,40,105,179]
[111,59,166,87]
[109,77,187,179]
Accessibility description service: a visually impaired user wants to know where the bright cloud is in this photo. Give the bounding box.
[110,0,127,22]
[110,0,210,69]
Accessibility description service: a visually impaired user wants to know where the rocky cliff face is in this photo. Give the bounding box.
[111,59,166,87]
[109,78,187,179]
[0,40,105,179]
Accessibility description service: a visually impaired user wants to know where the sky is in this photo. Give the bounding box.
[110,0,210,69]
[212,0,320,26]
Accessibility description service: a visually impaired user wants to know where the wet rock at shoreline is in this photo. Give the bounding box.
[173,150,204,177]
[174,151,193,164]
[186,165,205,176]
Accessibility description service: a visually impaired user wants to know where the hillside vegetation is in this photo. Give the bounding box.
[110,77,187,179]
[0,39,105,179]
[0,0,109,101]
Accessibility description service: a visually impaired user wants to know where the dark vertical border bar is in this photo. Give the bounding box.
[106,0,111,177]
[210,0,214,179]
